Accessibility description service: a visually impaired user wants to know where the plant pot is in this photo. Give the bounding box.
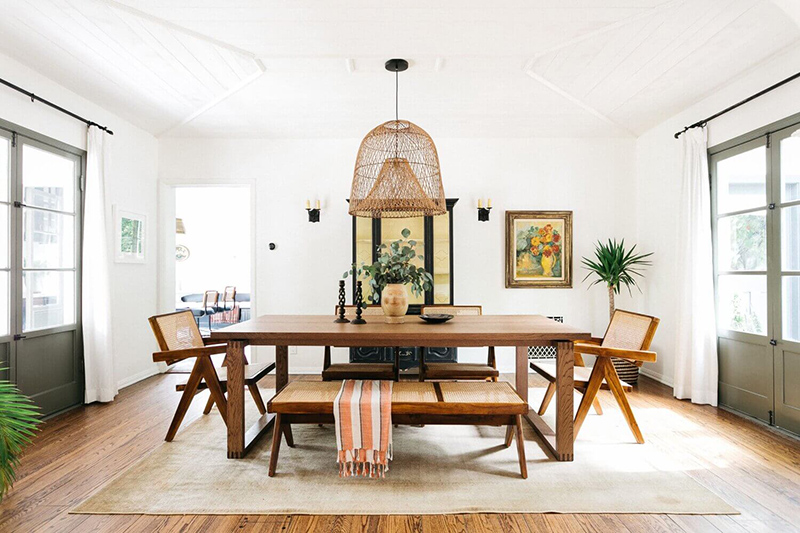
[381,284,408,324]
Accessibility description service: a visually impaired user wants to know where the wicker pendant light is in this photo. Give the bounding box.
[349,59,446,218]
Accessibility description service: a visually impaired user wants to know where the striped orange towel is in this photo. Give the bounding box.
[333,380,393,478]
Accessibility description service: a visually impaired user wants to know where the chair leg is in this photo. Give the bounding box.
[249,384,267,415]
[573,358,608,442]
[537,381,556,415]
[394,347,400,382]
[515,415,527,479]
[504,424,514,448]
[202,394,215,415]
[200,357,228,423]
[488,346,497,382]
[165,358,205,442]
[283,424,295,447]
[604,359,645,444]
[269,414,283,477]
[592,397,604,416]
[323,346,331,371]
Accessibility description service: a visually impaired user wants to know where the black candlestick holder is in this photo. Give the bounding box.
[351,281,367,324]
[478,206,492,222]
[334,280,349,323]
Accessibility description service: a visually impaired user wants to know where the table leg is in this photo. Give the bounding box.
[515,346,529,407]
[276,345,289,391]
[226,340,247,459]
[554,341,574,461]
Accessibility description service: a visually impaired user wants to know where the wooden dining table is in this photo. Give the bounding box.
[210,314,591,462]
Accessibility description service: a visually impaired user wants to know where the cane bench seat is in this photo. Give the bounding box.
[268,381,527,416]
[267,380,530,477]
[321,362,395,382]
[423,362,500,381]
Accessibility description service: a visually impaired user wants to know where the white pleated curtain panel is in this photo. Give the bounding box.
[83,126,117,403]
[674,126,718,405]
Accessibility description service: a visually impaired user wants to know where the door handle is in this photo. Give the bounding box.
[12,334,26,341]
[769,339,777,346]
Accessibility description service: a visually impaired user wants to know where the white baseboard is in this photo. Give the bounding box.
[117,366,160,390]
[639,367,673,388]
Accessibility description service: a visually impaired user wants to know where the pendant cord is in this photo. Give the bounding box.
[395,70,399,121]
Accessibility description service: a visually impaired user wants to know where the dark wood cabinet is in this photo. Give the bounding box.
[349,199,458,368]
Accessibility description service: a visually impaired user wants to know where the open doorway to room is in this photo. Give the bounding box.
[174,186,252,335]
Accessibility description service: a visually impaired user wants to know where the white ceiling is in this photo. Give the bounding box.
[0,0,798,138]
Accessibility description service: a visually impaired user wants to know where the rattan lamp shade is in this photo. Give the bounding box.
[349,119,446,218]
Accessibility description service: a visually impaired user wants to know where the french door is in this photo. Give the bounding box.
[711,123,800,435]
[0,123,83,417]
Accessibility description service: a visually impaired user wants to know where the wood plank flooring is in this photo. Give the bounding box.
[1,372,799,532]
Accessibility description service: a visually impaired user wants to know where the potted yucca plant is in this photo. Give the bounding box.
[0,371,39,500]
[582,240,653,383]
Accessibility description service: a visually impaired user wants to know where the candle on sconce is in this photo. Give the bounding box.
[315,199,321,210]
[487,198,492,208]
[305,199,311,210]
[478,198,483,209]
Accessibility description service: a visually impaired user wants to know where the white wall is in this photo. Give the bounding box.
[159,136,638,373]
[0,51,161,390]
[634,44,800,386]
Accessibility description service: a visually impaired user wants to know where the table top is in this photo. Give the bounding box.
[210,314,591,347]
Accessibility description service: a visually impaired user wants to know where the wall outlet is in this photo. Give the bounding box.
[289,346,297,355]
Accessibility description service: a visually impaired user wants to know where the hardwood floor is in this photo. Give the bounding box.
[1,371,799,532]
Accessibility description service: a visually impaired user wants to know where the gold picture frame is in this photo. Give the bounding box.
[505,211,572,288]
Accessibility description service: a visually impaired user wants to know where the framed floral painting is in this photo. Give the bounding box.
[505,211,572,288]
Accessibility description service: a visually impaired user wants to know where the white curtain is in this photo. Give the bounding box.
[83,126,117,403]
[674,127,718,405]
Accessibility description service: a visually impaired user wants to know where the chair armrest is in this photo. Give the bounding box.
[153,345,228,364]
[574,344,656,363]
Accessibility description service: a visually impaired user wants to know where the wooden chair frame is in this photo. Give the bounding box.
[418,305,498,382]
[321,306,397,381]
[531,309,659,444]
[149,310,273,441]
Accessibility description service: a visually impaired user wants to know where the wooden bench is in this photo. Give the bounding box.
[267,381,529,478]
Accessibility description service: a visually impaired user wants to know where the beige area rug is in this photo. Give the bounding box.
[74,389,737,515]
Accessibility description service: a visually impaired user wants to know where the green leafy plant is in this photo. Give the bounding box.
[582,239,653,320]
[343,228,433,304]
[0,370,39,500]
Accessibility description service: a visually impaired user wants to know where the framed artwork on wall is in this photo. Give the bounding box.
[505,210,572,288]
[113,206,146,264]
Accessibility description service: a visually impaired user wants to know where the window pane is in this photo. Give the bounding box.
[784,277,800,342]
[354,216,374,302]
[22,144,75,213]
[381,217,425,305]
[433,212,451,304]
[0,136,8,203]
[22,208,74,269]
[716,146,766,214]
[781,135,800,203]
[0,205,7,270]
[717,212,766,271]
[22,271,75,332]
[0,271,7,337]
[783,205,800,271]
[717,275,767,335]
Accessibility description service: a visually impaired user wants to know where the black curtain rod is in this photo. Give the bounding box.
[674,71,800,139]
[0,77,114,135]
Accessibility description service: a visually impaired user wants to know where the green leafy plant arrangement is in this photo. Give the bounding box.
[343,228,433,304]
[0,370,39,500]
[582,239,653,320]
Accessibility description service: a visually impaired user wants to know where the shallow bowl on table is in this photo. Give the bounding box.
[419,314,454,324]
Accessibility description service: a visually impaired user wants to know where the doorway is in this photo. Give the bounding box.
[174,186,252,334]
[711,119,800,435]
[0,122,83,416]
